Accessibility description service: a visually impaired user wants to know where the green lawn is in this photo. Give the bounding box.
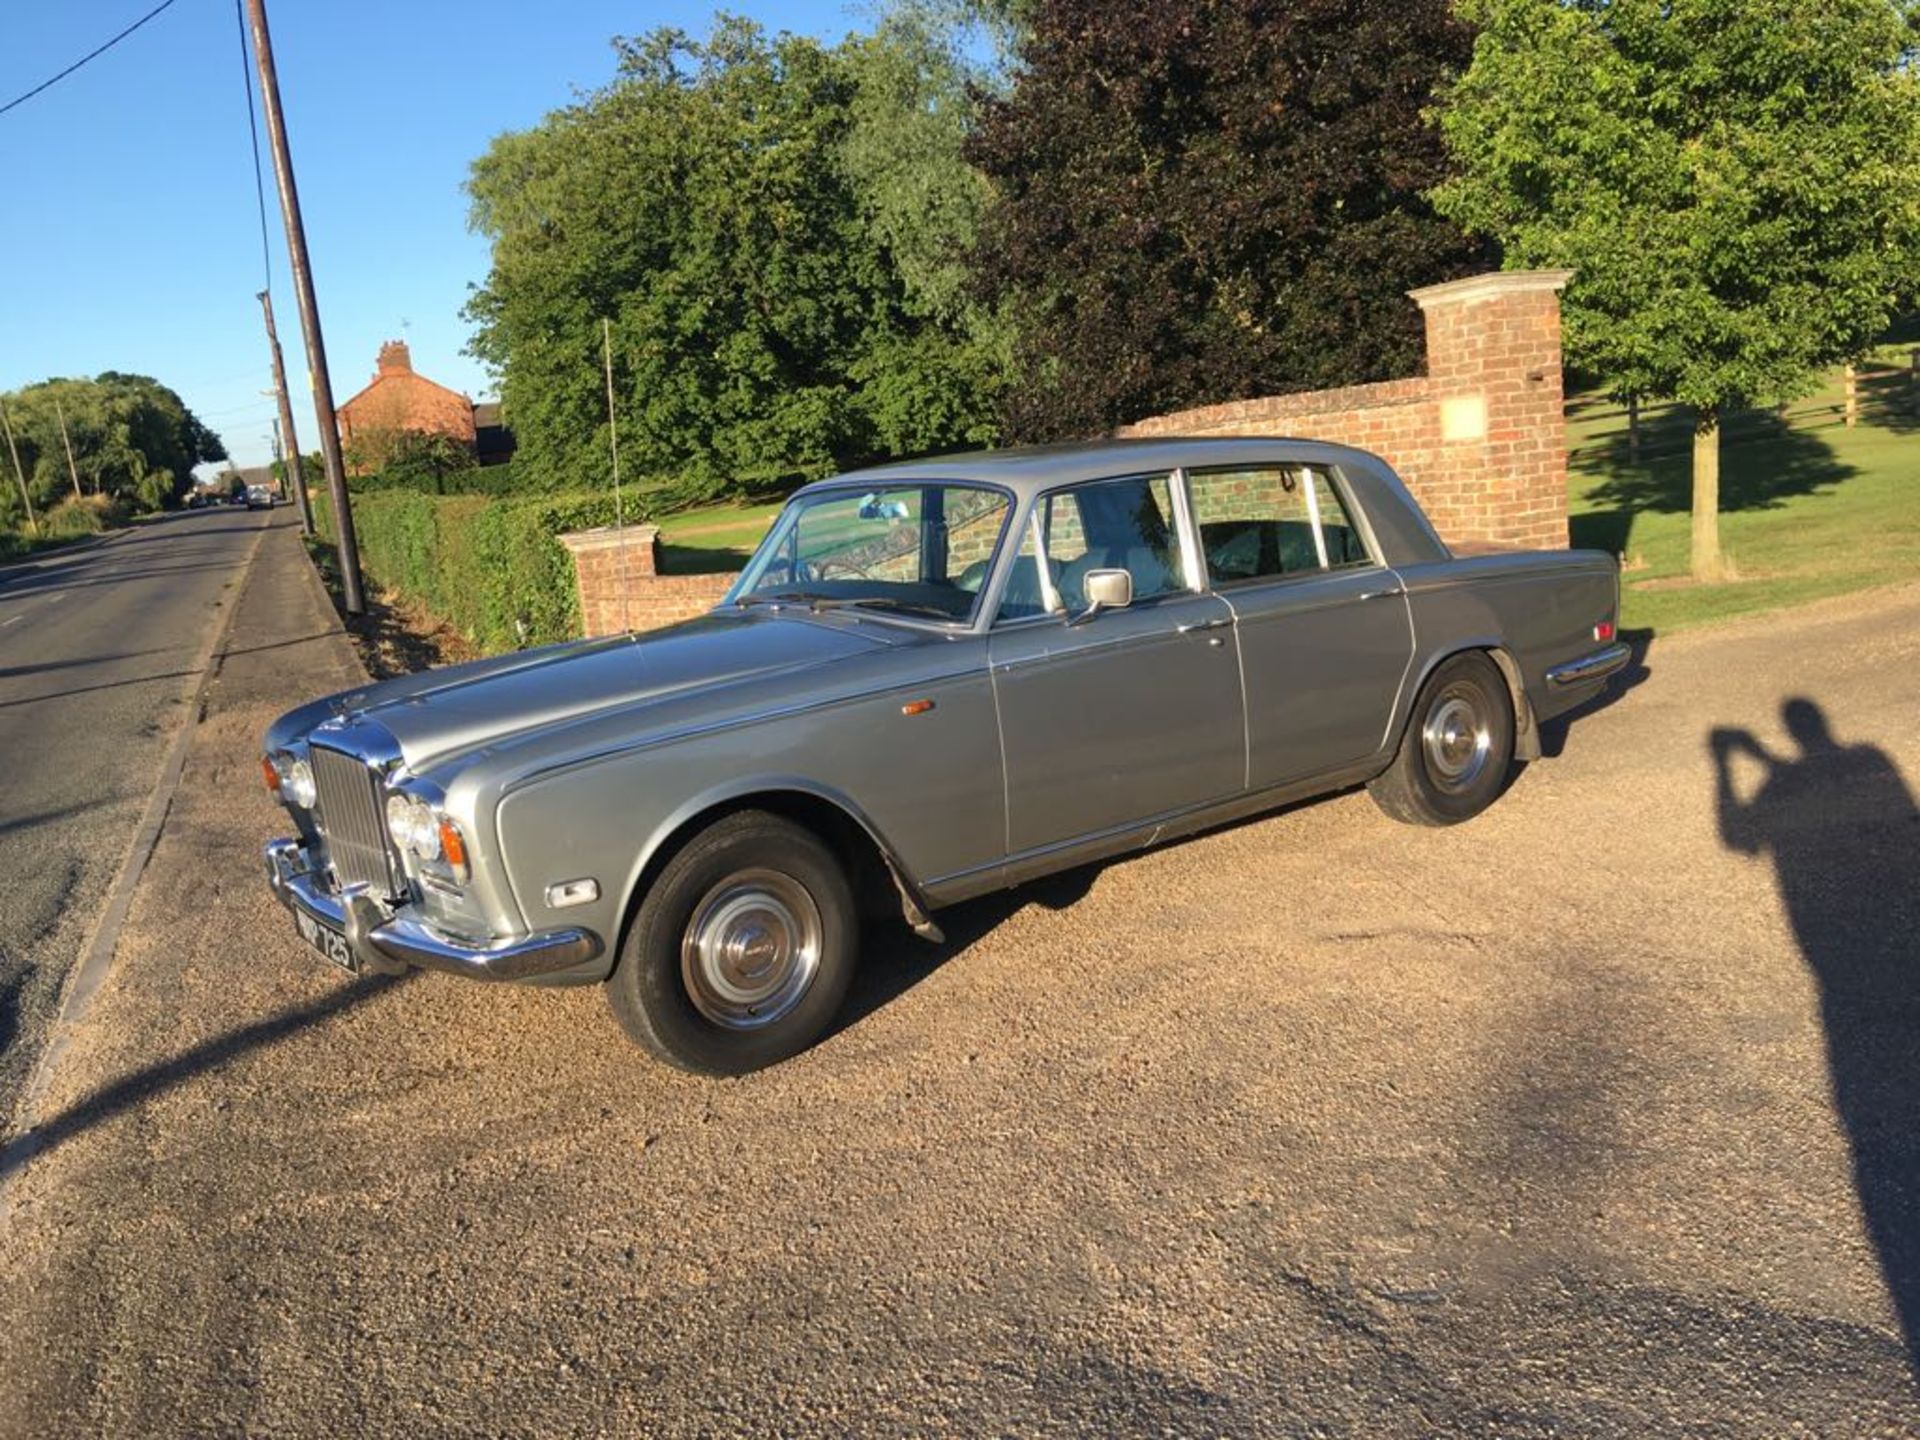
[646,495,786,576]
[1567,357,1919,632]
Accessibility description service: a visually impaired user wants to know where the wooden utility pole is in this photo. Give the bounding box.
[243,0,364,612]
[0,400,35,534]
[53,395,83,500]
[257,288,314,535]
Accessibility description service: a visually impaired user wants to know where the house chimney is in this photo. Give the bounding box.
[376,340,412,377]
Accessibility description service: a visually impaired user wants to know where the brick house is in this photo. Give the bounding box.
[335,341,480,473]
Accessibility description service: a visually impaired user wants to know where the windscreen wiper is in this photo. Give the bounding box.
[802,596,954,619]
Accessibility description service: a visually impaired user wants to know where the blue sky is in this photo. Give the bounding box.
[0,1,865,469]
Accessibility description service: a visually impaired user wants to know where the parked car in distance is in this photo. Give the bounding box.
[262,438,1628,1074]
[245,485,275,510]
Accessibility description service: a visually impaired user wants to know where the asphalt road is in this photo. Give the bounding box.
[0,508,269,1132]
[0,524,1916,1437]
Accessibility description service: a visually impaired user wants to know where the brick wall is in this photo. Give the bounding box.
[559,525,738,638]
[1118,270,1573,552]
[561,270,1573,637]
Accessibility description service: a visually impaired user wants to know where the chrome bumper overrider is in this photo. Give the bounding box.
[1545,642,1632,689]
[264,839,602,983]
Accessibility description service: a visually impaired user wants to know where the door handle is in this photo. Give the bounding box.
[1176,617,1233,633]
[1358,587,1406,602]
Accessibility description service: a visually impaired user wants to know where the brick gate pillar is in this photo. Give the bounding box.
[1407,269,1574,551]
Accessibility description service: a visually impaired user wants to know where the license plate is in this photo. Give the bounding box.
[294,907,358,975]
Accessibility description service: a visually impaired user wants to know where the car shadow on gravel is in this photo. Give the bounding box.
[0,972,409,1184]
[835,649,1652,1037]
[1710,698,1920,1368]
[832,868,1099,1039]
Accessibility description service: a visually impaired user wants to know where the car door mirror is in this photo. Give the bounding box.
[1069,568,1133,626]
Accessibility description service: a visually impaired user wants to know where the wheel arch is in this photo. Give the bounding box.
[610,780,935,971]
[1399,641,1540,762]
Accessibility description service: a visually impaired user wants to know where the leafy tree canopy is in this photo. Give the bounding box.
[967,0,1484,442]
[1432,0,1920,416]
[465,9,1008,505]
[0,373,225,526]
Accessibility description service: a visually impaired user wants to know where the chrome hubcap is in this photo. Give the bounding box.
[681,869,822,1030]
[1422,688,1492,793]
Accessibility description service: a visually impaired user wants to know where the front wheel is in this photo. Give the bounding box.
[606,810,858,1075]
[1368,652,1515,827]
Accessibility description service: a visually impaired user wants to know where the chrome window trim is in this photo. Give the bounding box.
[1299,463,1332,570]
[1168,466,1206,593]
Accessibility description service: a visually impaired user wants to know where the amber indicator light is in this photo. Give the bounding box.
[261,755,281,792]
[901,699,935,717]
[439,819,470,875]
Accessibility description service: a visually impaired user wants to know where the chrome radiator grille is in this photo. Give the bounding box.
[310,743,398,895]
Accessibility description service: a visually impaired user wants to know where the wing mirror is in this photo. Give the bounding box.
[1068,568,1133,626]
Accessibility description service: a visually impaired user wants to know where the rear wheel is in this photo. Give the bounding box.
[1368,652,1514,827]
[606,810,858,1075]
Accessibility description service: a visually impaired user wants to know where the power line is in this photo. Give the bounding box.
[0,0,185,119]
[233,0,273,289]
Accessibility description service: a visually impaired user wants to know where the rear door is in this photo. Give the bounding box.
[1186,462,1415,788]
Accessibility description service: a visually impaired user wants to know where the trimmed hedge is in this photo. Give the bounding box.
[315,490,651,652]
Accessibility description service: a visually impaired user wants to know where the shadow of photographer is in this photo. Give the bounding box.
[1710,699,1920,1364]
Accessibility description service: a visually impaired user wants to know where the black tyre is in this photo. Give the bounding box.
[606,810,858,1076]
[1368,652,1515,827]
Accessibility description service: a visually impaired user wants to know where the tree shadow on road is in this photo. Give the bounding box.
[1710,699,1920,1367]
[0,972,409,1184]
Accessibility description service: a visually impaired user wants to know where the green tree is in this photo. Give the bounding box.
[365,432,480,493]
[967,0,1483,442]
[466,13,1004,505]
[1432,0,1920,581]
[0,375,224,518]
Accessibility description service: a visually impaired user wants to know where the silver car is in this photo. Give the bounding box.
[263,439,1628,1073]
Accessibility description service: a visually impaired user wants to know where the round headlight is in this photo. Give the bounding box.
[285,758,317,809]
[385,793,441,862]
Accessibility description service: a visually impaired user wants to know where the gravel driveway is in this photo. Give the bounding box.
[1,522,1915,1437]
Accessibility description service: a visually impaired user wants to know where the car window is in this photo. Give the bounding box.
[1188,464,1373,585]
[1309,470,1372,569]
[997,517,1058,621]
[735,483,1010,623]
[1047,473,1184,612]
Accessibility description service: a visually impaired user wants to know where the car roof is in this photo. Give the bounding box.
[792,437,1386,504]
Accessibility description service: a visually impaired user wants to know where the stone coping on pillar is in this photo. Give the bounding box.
[557,523,661,556]
[1408,269,1573,311]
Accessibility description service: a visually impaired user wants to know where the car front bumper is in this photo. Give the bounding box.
[264,838,603,983]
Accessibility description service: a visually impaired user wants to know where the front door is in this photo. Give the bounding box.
[988,473,1246,855]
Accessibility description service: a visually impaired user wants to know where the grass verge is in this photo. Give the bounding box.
[1566,359,1919,633]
